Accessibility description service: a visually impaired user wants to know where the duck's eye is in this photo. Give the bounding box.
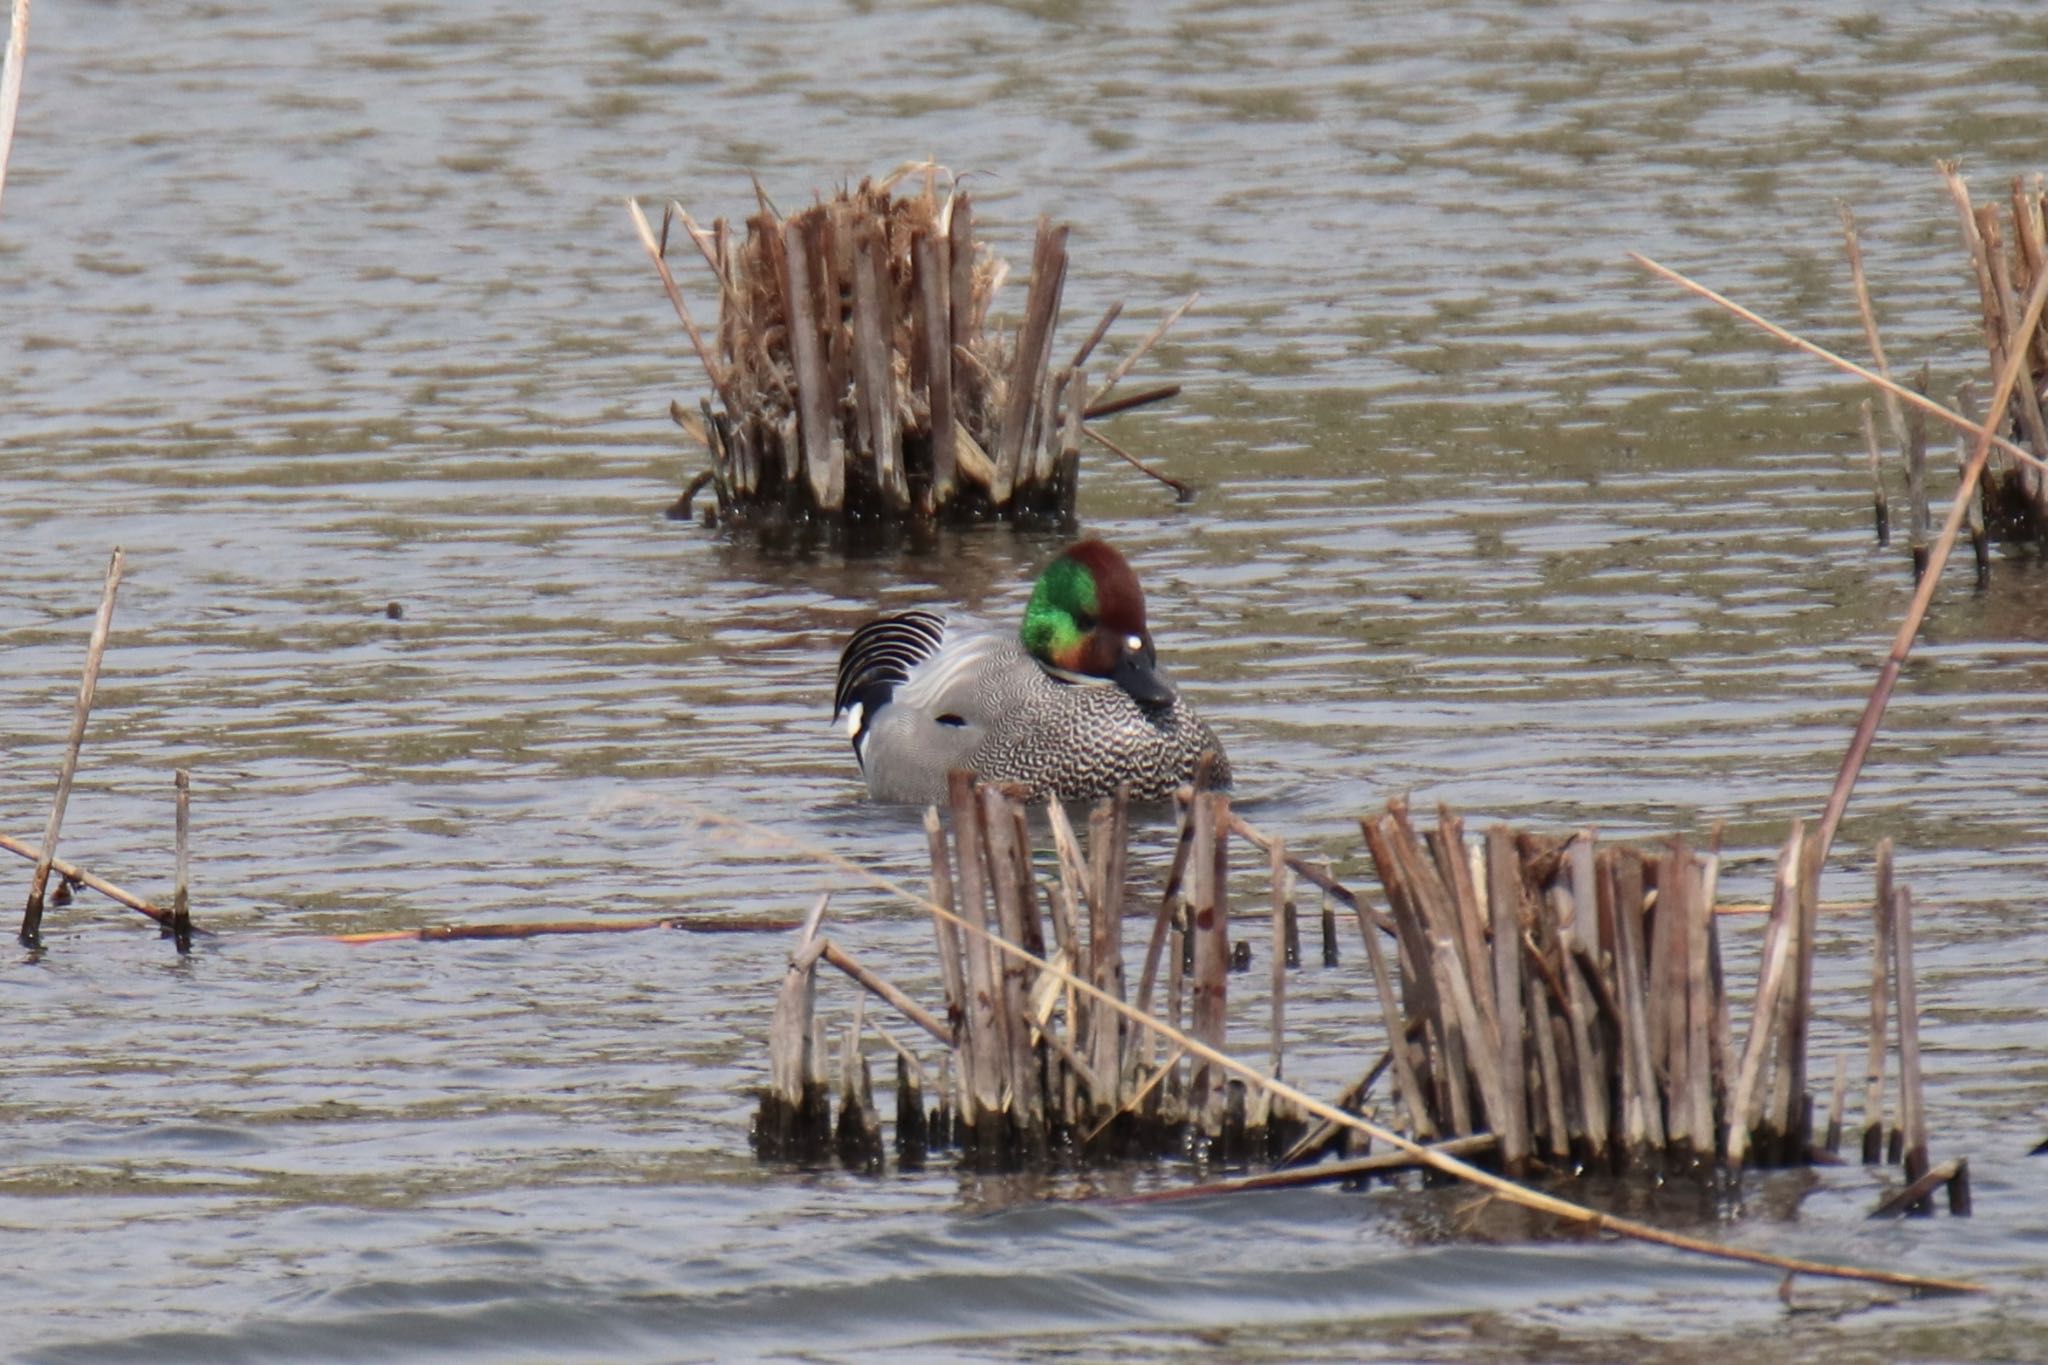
[1074,612,1096,631]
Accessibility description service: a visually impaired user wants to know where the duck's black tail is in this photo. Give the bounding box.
[832,610,948,752]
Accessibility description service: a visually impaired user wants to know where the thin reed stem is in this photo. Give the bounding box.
[22,548,123,946]
[1089,292,1197,406]
[626,197,728,401]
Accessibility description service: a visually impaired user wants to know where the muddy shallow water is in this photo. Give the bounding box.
[4,2,2048,1360]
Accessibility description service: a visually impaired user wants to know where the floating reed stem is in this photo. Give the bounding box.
[331,913,797,945]
[21,548,124,947]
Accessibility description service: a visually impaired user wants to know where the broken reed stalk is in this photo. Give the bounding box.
[1839,203,1912,468]
[1629,248,2048,862]
[22,548,124,947]
[1083,424,1196,500]
[171,769,191,953]
[1082,382,1182,423]
[1858,400,1891,546]
[758,895,833,1162]
[820,939,950,1046]
[1862,838,1894,1163]
[1267,837,1289,1082]
[0,0,27,217]
[1892,882,1930,1205]
[1085,788,1130,1116]
[1187,791,1230,1125]
[1090,292,1198,407]
[718,797,1984,1296]
[627,199,727,412]
[0,831,181,932]
[1953,384,1993,586]
[835,999,883,1171]
[1905,364,1931,573]
[1869,1158,1962,1220]
[635,172,1195,536]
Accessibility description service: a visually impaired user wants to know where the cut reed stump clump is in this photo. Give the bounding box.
[628,167,1195,544]
[1361,802,1962,1214]
[750,777,1965,1223]
[754,772,1318,1169]
[1835,165,2048,574]
[1938,165,2048,543]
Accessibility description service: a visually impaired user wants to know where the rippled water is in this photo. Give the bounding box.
[5,2,2048,1360]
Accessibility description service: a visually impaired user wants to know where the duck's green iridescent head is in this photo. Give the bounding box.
[1019,540,1176,706]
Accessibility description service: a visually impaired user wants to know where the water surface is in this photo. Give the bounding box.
[4,2,2047,1360]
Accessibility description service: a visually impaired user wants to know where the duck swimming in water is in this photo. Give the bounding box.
[833,540,1230,804]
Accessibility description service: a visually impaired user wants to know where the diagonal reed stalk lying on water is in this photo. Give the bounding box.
[0,831,183,932]
[1108,1132,1500,1207]
[327,913,800,945]
[1629,248,2048,863]
[1627,253,2048,478]
[685,800,1985,1297]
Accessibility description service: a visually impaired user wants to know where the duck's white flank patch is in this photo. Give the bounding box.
[841,702,864,737]
[1125,634,1144,651]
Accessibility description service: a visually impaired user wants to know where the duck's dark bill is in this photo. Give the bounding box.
[1112,650,1176,706]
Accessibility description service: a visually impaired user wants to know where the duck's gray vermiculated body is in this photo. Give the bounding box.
[837,611,1229,805]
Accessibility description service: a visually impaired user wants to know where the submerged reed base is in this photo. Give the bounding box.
[630,167,1194,548]
[751,775,1967,1218]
